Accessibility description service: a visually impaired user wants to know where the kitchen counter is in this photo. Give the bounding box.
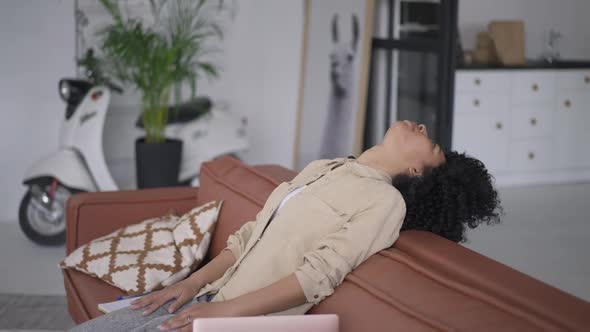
[457,60,590,70]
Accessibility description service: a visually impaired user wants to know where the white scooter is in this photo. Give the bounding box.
[20,79,249,245]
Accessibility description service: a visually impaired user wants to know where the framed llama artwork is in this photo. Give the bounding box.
[293,0,375,170]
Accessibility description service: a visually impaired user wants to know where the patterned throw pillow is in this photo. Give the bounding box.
[60,200,223,295]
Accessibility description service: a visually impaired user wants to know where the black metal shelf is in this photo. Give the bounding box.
[458,61,590,70]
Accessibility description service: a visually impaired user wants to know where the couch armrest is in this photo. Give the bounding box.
[65,187,199,254]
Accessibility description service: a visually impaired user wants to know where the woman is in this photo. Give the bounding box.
[71,120,501,332]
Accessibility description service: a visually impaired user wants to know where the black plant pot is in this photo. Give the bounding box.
[135,137,183,189]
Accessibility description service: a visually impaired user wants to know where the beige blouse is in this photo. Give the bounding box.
[195,157,407,315]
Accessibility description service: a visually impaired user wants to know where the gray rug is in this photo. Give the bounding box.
[0,294,74,331]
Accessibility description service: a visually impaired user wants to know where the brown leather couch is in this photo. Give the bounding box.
[63,156,590,331]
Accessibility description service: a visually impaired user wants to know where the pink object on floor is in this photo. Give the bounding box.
[193,314,339,332]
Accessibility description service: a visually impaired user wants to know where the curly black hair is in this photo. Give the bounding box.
[392,151,502,243]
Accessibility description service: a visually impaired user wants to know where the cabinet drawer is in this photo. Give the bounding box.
[553,100,590,168]
[453,113,509,173]
[510,106,552,139]
[454,93,510,115]
[511,71,555,104]
[555,91,589,113]
[556,70,590,91]
[455,72,511,93]
[509,139,553,171]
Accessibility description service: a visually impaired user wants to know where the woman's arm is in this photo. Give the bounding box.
[131,218,257,315]
[294,190,405,304]
[187,248,236,286]
[158,274,307,331]
[228,273,306,316]
[224,220,257,260]
[191,217,259,286]
[131,248,238,314]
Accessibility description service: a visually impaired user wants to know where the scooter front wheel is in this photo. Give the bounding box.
[18,183,72,245]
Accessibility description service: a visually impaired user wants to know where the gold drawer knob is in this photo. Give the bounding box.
[528,152,535,160]
[585,76,590,84]
[532,83,539,91]
[530,117,537,126]
[496,122,503,130]
[564,99,572,108]
[473,99,480,107]
[474,78,481,86]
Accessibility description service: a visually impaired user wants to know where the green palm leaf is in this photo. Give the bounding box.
[96,0,226,143]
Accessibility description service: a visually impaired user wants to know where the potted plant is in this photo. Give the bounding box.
[97,0,224,188]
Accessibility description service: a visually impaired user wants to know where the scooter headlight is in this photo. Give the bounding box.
[59,80,71,102]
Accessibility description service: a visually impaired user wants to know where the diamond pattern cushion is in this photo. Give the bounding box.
[60,200,222,295]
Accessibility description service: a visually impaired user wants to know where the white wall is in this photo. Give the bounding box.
[103,0,304,188]
[3,0,589,223]
[0,0,304,222]
[236,0,303,168]
[0,0,76,223]
[459,0,590,60]
[171,0,304,169]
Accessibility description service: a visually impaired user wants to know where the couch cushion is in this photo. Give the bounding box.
[310,230,590,332]
[61,201,222,295]
[310,248,538,331]
[197,156,296,261]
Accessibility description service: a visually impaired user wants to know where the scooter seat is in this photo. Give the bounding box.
[135,97,212,128]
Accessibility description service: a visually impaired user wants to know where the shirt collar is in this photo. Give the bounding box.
[329,157,392,184]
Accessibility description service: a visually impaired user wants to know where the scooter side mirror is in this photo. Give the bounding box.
[58,79,93,104]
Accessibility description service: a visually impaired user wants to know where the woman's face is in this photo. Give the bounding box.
[383,120,446,176]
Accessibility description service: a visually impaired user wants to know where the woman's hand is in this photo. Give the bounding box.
[129,277,204,316]
[158,301,240,332]
[130,248,238,317]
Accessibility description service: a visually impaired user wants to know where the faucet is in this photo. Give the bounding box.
[542,29,562,63]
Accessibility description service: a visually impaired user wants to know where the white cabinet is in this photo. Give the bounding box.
[510,105,553,139]
[454,93,510,115]
[453,113,509,172]
[555,70,590,90]
[509,138,553,171]
[453,68,590,186]
[553,89,590,169]
[511,72,555,105]
[455,72,511,93]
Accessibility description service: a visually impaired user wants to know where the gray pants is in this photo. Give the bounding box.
[69,294,213,332]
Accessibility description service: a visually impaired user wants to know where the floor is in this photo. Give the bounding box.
[0,181,588,330]
[462,181,590,302]
[0,226,71,330]
[0,222,66,296]
[0,294,74,331]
